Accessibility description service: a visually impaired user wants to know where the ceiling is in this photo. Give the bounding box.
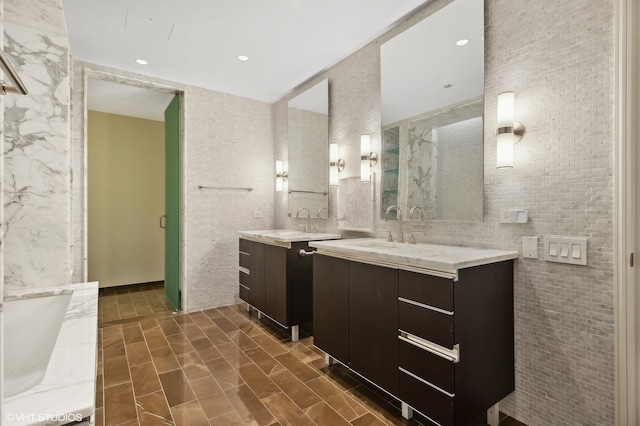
[62,0,432,113]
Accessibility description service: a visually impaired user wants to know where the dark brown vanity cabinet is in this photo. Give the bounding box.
[238,238,314,341]
[313,253,515,426]
[349,261,398,395]
[312,254,349,363]
[313,255,399,395]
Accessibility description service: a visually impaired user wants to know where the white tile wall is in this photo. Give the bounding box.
[273,0,616,424]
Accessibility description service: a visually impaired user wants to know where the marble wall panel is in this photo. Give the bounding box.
[3,0,70,291]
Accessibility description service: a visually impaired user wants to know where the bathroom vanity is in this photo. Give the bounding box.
[310,238,518,426]
[238,230,340,341]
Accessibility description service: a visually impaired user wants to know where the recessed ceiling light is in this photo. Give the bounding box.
[237,55,249,61]
[136,59,148,65]
[456,39,469,46]
[444,84,452,89]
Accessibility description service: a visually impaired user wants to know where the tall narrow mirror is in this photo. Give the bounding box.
[380,0,484,222]
[287,79,329,218]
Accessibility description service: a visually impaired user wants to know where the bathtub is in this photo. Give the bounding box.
[3,282,98,426]
[3,289,73,397]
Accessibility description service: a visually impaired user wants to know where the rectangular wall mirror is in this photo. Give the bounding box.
[380,0,484,222]
[287,79,329,218]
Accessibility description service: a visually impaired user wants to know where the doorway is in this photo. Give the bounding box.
[84,74,182,310]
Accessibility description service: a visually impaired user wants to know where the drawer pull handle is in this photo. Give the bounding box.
[299,249,314,257]
[399,332,460,363]
[399,366,455,398]
[398,297,453,316]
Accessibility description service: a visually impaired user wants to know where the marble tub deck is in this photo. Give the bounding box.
[4,281,99,425]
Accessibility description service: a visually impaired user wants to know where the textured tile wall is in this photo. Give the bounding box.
[70,61,275,312]
[273,0,616,424]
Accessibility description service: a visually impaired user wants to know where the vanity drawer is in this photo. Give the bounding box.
[399,299,454,348]
[239,284,249,302]
[399,368,454,426]
[239,270,249,287]
[239,238,251,254]
[398,337,454,394]
[399,269,453,311]
[239,252,250,269]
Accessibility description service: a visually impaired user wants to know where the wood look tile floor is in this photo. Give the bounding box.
[97,284,526,426]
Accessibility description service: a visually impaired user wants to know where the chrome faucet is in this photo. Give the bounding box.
[408,206,424,244]
[384,205,403,243]
[296,207,311,232]
[409,206,423,221]
[317,207,328,218]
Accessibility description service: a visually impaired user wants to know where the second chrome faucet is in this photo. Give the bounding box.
[296,207,311,232]
[384,205,403,243]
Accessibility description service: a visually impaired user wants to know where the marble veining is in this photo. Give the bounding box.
[3,0,71,291]
[310,238,518,275]
[3,281,98,425]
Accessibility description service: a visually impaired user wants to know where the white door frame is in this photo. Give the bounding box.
[80,68,186,296]
[615,0,637,424]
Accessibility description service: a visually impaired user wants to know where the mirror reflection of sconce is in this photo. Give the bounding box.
[276,160,288,192]
[496,91,525,169]
[360,135,378,182]
[329,143,345,186]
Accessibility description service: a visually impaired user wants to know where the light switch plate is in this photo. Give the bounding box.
[522,236,538,259]
[543,236,587,266]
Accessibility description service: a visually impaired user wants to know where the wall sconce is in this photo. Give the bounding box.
[276,160,288,192]
[360,135,378,182]
[496,91,525,169]
[329,143,344,186]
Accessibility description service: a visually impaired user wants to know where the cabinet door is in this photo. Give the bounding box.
[287,242,314,326]
[349,261,398,395]
[249,241,266,312]
[313,254,349,364]
[265,244,287,325]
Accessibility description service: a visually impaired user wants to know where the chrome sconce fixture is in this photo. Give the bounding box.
[360,135,378,182]
[496,91,525,169]
[275,160,288,192]
[329,143,344,186]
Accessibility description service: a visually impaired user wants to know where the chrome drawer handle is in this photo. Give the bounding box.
[399,367,455,398]
[398,297,453,315]
[399,331,460,363]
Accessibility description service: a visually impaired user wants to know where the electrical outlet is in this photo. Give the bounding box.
[500,208,528,223]
[253,210,263,218]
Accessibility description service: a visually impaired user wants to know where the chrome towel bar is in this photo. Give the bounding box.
[198,185,254,191]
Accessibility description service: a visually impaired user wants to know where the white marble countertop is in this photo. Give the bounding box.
[239,229,342,247]
[4,281,99,426]
[309,238,518,276]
